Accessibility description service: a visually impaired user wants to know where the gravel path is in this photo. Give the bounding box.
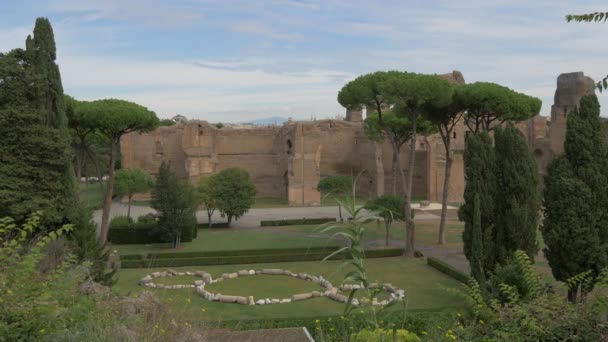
[93,202,440,229]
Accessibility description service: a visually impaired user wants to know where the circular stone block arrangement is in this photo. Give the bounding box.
[139,268,405,307]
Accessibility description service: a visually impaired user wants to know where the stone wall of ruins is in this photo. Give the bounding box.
[120,71,594,206]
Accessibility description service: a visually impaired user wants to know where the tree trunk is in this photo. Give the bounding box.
[127,193,132,220]
[391,150,398,195]
[438,129,452,245]
[384,220,391,247]
[404,116,417,258]
[227,214,233,226]
[207,209,213,227]
[338,205,343,223]
[99,139,117,242]
[387,133,409,256]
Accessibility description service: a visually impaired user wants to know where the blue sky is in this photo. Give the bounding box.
[1,0,607,121]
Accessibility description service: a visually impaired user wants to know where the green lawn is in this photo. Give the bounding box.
[114,257,467,321]
[113,227,341,255]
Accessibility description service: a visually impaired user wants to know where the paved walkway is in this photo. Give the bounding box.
[93,202,443,229]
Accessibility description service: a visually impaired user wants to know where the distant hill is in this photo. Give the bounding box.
[244,116,288,125]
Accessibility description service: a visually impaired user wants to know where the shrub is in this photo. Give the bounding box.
[197,222,230,229]
[260,217,336,226]
[108,227,161,245]
[120,248,404,268]
[351,328,420,342]
[109,215,134,229]
[427,257,470,283]
[137,213,158,224]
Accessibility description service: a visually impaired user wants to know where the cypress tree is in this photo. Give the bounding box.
[0,17,75,224]
[461,132,497,276]
[470,193,487,289]
[543,94,608,302]
[494,124,540,263]
[151,162,198,248]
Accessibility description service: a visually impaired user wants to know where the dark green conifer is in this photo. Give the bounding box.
[543,94,608,302]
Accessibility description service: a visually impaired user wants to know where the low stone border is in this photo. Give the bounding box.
[139,268,405,307]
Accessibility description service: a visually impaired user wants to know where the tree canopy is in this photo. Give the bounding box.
[114,168,153,220]
[76,99,159,141]
[76,98,158,242]
[460,82,541,133]
[205,168,256,226]
[151,162,198,248]
[364,195,405,246]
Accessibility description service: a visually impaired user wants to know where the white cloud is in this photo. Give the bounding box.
[0,27,31,53]
[228,21,300,40]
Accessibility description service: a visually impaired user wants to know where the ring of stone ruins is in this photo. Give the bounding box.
[138,268,405,306]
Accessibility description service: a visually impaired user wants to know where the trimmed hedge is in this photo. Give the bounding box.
[120,247,404,268]
[426,256,470,284]
[196,222,231,229]
[260,217,336,227]
[108,227,162,244]
[138,246,341,260]
[108,215,194,244]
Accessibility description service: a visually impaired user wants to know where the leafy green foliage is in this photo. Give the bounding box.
[0,19,75,225]
[317,175,353,196]
[542,95,608,302]
[75,99,159,139]
[68,205,116,285]
[0,212,81,339]
[439,252,604,341]
[490,250,543,303]
[350,328,420,342]
[566,12,608,23]
[114,168,153,219]
[204,168,256,226]
[318,175,353,222]
[364,195,405,246]
[460,82,541,132]
[318,175,407,330]
[197,176,218,227]
[566,12,608,92]
[493,124,540,262]
[151,162,198,248]
[114,169,153,200]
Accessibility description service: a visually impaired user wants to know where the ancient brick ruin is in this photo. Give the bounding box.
[121,71,595,205]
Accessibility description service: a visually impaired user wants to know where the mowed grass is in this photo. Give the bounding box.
[206,275,321,298]
[113,227,341,255]
[114,257,467,321]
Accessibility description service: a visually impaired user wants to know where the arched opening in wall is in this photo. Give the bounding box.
[198,124,203,136]
[286,139,292,154]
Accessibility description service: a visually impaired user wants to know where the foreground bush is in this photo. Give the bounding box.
[0,212,206,341]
